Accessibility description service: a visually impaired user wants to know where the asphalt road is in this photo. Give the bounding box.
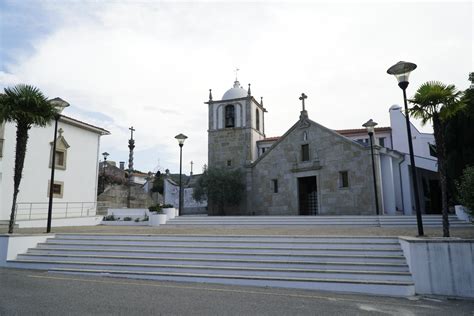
[0,268,473,316]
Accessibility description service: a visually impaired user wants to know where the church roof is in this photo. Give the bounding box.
[222,80,248,100]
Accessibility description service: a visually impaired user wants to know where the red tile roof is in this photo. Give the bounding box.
[336,127,391,135]
[257,136,281,143]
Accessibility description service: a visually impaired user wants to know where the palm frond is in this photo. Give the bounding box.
[408,81,464,125]
[0,84,58,127]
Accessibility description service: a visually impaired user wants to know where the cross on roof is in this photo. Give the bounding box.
[129,126,135,140]
[190,161,194,174]
[235,68,240,81]
[299,93,307,111]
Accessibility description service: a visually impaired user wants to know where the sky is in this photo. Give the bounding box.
[0,0,472,175]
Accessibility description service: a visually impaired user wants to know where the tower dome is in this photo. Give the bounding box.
[222,80,248,100]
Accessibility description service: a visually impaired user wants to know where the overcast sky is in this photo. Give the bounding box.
[0,0,472,174]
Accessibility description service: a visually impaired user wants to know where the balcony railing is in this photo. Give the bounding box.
[14,202,97,221]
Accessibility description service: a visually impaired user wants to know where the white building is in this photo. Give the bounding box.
[0,111,109,227]
[336,105,439,215]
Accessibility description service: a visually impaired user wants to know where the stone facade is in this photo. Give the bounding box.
[249,116,377,215]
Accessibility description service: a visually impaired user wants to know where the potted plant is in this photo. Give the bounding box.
[148,204,167,226]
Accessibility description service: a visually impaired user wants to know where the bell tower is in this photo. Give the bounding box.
[206,77,266,170]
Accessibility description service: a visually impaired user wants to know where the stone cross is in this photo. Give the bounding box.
[299,93,307,111]
[127,126,135,208]
[58,128,64,137]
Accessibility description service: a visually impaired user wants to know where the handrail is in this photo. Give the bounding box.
[14,201,97,221]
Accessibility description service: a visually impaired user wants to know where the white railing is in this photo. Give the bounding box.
[15,202,97,221]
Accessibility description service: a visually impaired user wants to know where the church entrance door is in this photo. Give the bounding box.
[298,176,318,215]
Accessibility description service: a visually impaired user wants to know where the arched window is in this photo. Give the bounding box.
[256,109,260,131]
[225,104,235,128]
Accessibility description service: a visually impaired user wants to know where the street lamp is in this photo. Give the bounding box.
[175,133,188,216]
[101,152,109,193]
[46,97,70,233]
[363,119,380,215]
[387,61,424,236]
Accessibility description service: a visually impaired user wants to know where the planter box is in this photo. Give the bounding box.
[149,213,167,226]
[163,208,176,220]
[100,221,149,226]
[455,205,472,222]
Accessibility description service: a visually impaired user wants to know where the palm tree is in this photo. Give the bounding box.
[0,84,58,233]
[409,81,464,237]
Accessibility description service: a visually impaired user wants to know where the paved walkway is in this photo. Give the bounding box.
[2,224,473,238]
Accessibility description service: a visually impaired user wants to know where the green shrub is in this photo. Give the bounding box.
[457,165,474,214]
[148,204,163,214]
[162,204,174,208]
[124,217,132,221]
[134,218,140,222]
[103,214,116,221]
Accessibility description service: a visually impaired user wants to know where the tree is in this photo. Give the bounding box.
[445,76,474,201]
[193,167,245,215]
[409,81,464,237]
[0,85,58,233]
[151,171,164,194]
[456,165,474,215]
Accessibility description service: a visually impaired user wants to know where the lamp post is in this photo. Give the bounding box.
[363,119,380,215]
[387,61,424,236]
[46,98,70,233]
[175,133,188,216]
[101,152,109,193]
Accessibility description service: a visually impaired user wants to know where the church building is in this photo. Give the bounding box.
[206,79,385,216]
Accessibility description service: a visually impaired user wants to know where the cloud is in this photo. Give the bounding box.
[1,1,472,173]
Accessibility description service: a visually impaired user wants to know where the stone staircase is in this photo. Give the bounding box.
[7,234,415,296]
[166,215,471,227]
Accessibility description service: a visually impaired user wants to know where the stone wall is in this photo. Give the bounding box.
[249,119,377,215]
[97,184,156,214]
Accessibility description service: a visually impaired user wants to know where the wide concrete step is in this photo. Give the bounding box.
[46,238,402,250]
[24,267,416,296]
[54,234,400,244]
[18,253,410,272]
[30,247,407,263]
[37,242,403,256]
[165,215,471,227]
[9,259,413,282]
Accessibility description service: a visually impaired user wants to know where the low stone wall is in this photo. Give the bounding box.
[17,216,102,228]
[0,234,54,266]
[399,237,474,298]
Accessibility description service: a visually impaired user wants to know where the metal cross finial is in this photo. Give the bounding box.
[235,68,240,81]
[190,161,194,175]
[129,126,135,140]
[299,93,308,111]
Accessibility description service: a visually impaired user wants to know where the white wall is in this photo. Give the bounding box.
[389,105,436,160]
[400,237,474,298]
[0,119,102,221]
